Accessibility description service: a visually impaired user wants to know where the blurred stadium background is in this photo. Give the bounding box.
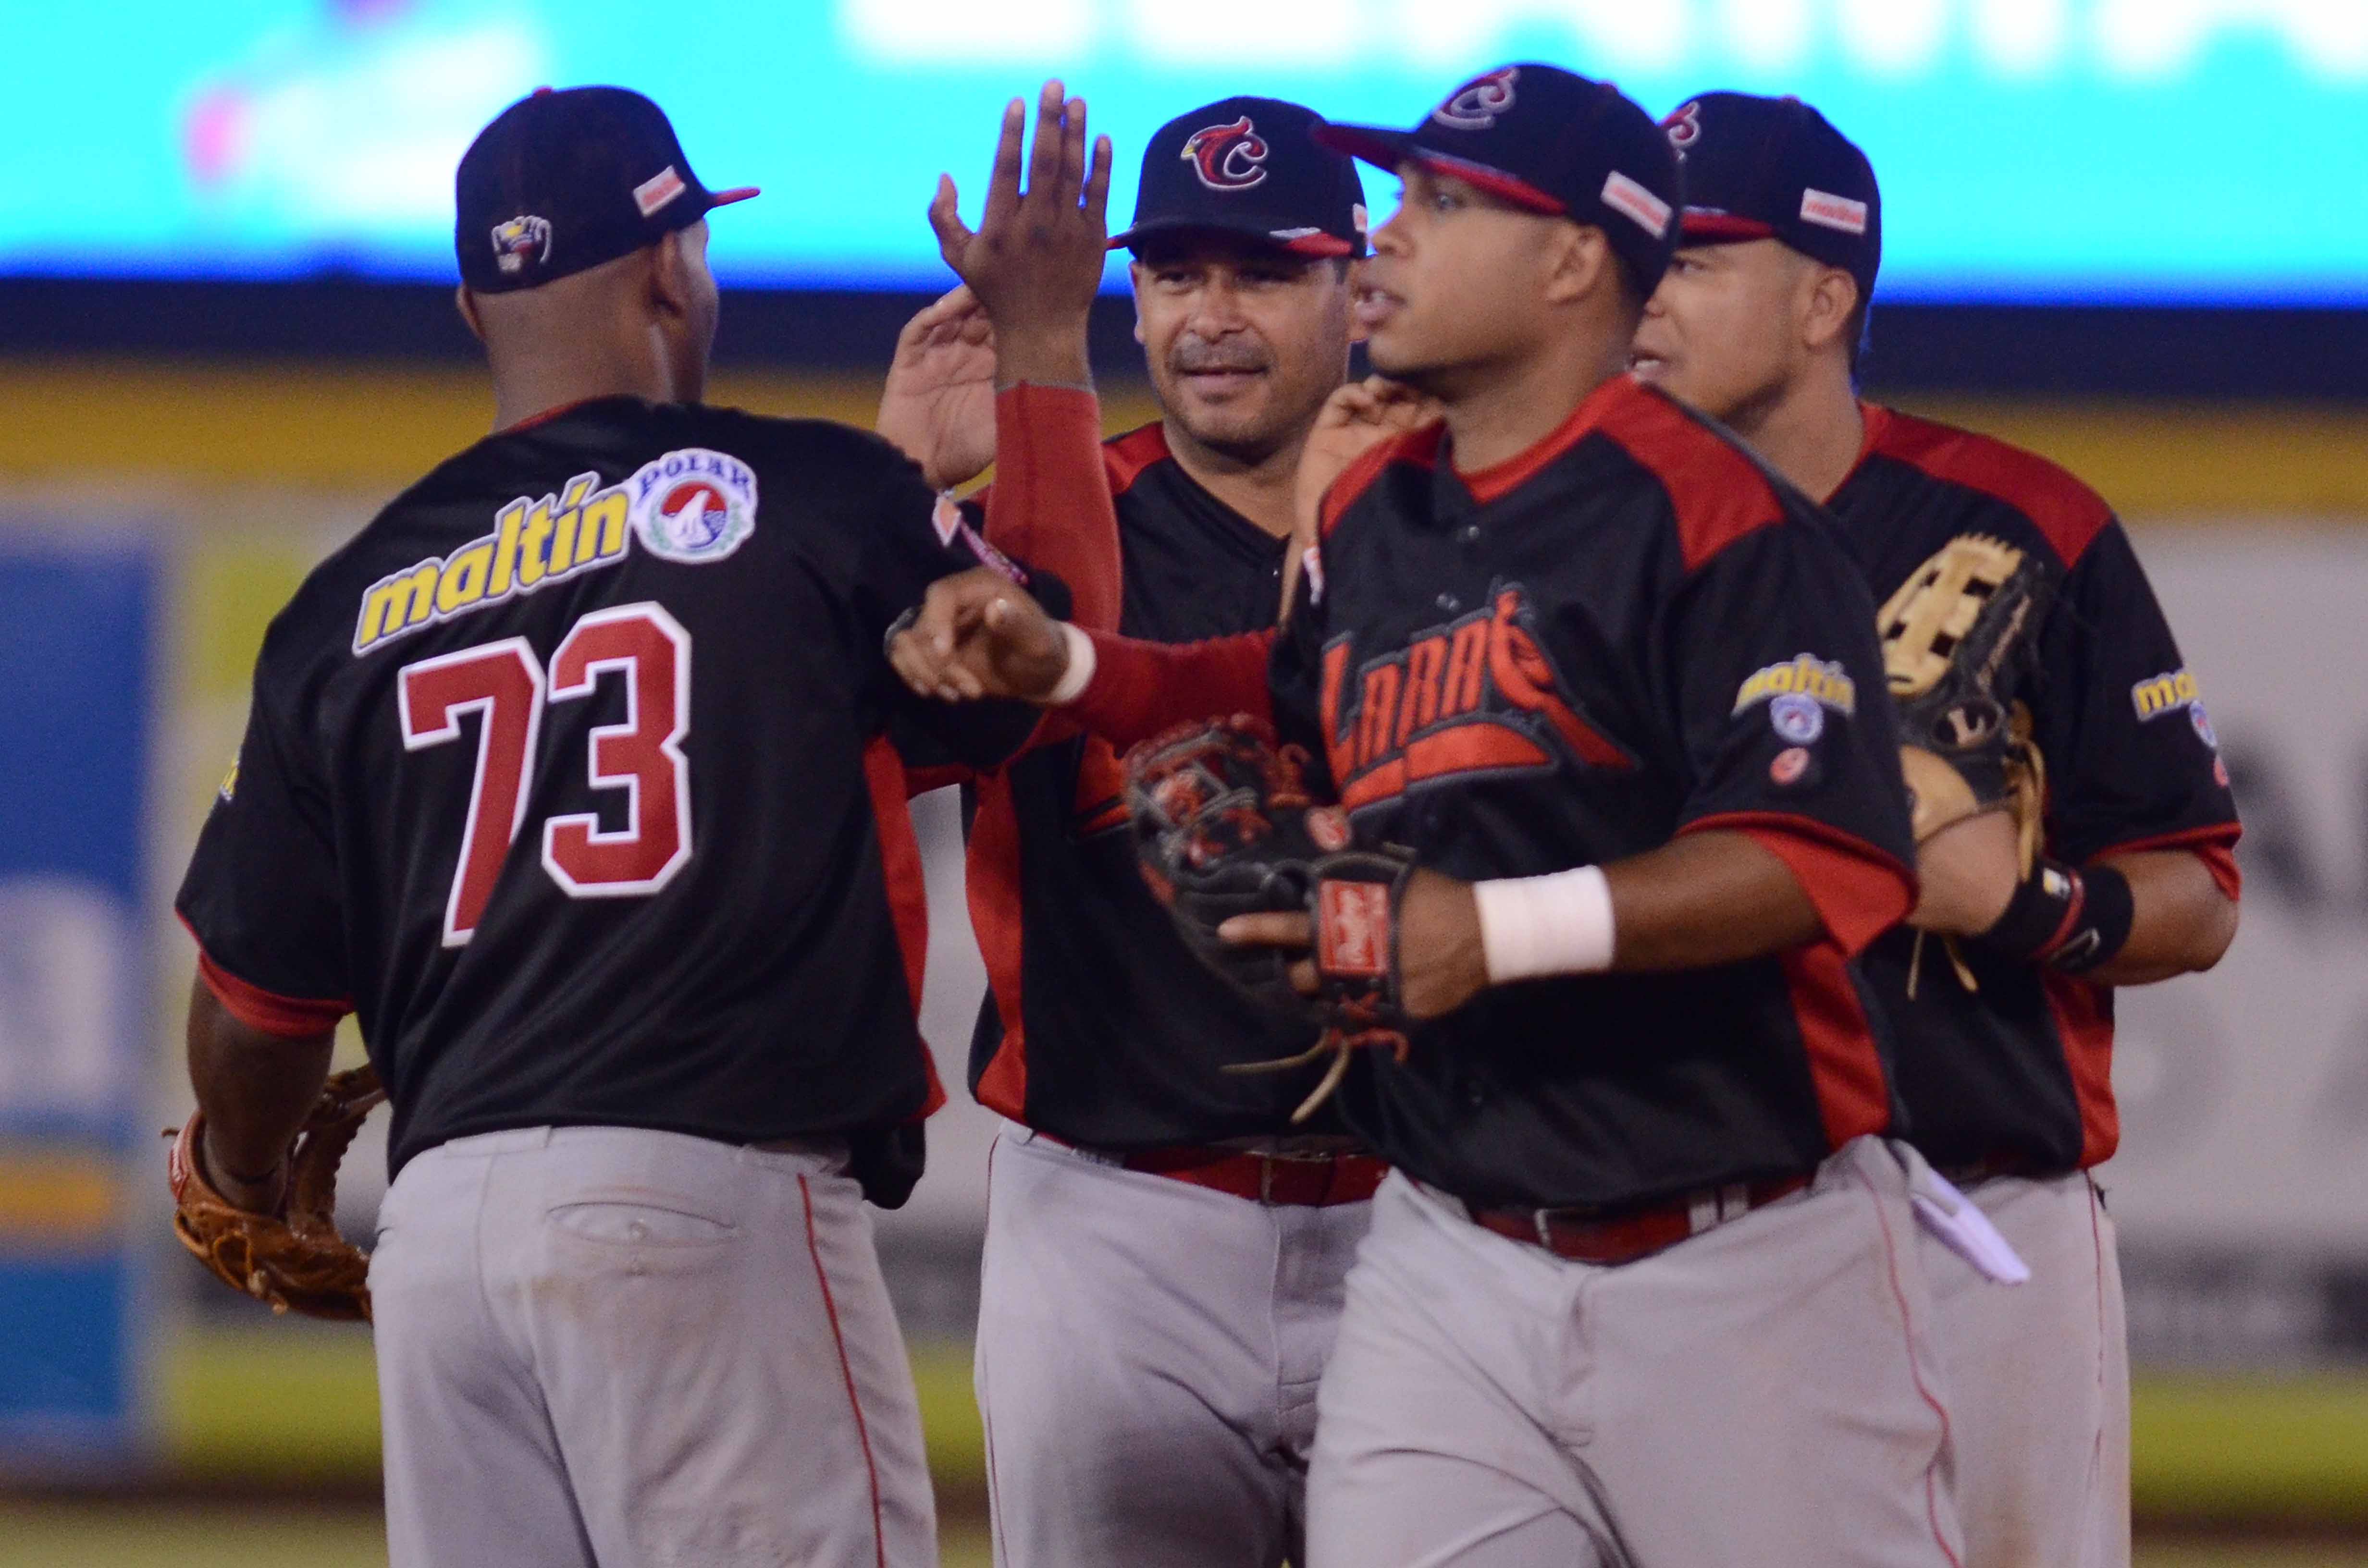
[3,1,2366,1563]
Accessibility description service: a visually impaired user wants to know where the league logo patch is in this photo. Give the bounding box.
[628,448,757,564]
[1182,116,1270,192]
[1801,188,1870,236]
[1306,806,1352,852]
[1770,746,1812,786]
[633,164,688,218]
[1768,691,1825,745]
[1602,172,1672,240]
[1433,67,1519,131]
[490,214,552,275]
[2189,701,2218,749]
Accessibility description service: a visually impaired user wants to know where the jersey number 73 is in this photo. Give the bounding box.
[396,602,692,946]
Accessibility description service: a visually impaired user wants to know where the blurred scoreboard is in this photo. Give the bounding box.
[0,0,2361,301]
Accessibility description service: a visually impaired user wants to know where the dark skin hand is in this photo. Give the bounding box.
[926,79,1112,393]
[185,979,334,1214]
[1220,831,1819,1019]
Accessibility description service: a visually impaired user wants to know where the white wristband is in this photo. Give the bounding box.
[1472,865,1616,982]
[1046,622,1097,705]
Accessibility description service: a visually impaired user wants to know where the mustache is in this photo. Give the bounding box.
[1169,339,1270,373]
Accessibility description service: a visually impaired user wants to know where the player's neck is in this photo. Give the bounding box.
[486,341,686,433]
[1438,329,1630,477]
[1159,419,1307,540]
[1723,362,1865,504]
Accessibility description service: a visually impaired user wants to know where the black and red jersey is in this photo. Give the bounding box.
[963,422,1353,1147]
[176,396,1053,1177]
[1068,377,1920,1211]
[1827,405,2242,1174]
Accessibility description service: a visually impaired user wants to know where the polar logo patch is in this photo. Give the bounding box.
[628,448,757,564]
[1768,690,1826,745]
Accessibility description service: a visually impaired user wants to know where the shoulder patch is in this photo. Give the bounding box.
[1862,408,2113,567]
[628,447,758,564]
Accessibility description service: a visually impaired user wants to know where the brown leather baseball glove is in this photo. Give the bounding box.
[165,1064,385,1321]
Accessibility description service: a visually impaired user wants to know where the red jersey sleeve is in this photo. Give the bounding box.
[982,384,1122,632]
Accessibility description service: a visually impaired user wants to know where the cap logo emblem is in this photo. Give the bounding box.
[1433,67,1518,131]
[633,164,688,218]
[489,215,552,275]
[1601,172,1671,241]
[1181,117,1270,192]
[1663,102,1702,154]
[1801,188,1869,236]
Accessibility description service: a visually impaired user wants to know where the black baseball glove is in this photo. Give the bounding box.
[1123,716,1416,1122]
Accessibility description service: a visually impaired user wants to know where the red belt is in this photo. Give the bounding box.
[1469,1174,1812,1266]
[1121,1145,1389,1207]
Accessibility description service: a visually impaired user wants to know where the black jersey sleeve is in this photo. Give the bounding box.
[1658,517,1918,942]
[2031,521,2240,866]
[174,635,353,1031]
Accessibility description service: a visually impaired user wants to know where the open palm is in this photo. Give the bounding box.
[878,286,999,490]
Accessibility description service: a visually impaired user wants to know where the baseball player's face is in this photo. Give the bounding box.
[1356,166,1575,393]
[1631,240,1819,425]
[1131,237,1357,462]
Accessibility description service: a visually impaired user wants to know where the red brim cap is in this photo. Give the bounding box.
[1310,123,1564,218]
[1679,209,1777,242]
[706,186,761,209]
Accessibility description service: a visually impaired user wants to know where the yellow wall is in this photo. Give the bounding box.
[4,357,2368,515]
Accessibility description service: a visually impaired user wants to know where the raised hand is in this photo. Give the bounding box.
[876,285,999,490]
[927,79,1113,388]
[887,567,1073,703]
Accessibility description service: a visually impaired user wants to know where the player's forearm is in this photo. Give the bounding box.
[1475,832,1826,980]
[1058,625,1277,752]
[2084,849,2238,985]
[983,382,1121,630]
[185,979,335,1180]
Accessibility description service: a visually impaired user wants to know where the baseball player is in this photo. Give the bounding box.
[172,86,1080,1568]
[1630,93,2242,1567]
[878,97,1394,1566]
[893,64,1973,1565]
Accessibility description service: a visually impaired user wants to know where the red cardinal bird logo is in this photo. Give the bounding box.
[1182,117,1270,191]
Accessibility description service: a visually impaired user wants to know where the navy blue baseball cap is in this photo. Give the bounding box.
[456,86,758,294]
[1661,93,1880,301]
[1312,65,1680,291]
[1110,97,1368,259]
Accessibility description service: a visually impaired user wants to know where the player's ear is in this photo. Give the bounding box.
[1801,266,1860,355]
[648,233,691,323]
[1539,223,1611,309]
[455,285,487,345]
